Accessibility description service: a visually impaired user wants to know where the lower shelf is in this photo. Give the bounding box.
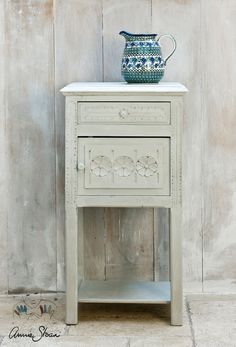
[78,280,170,304]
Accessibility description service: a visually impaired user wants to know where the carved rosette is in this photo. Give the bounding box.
[90,155,112,177]
[90,155,159,178]
[136,156,158,177]
[113,156,135,177]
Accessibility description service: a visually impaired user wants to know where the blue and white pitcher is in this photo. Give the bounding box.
[120,31,176,83]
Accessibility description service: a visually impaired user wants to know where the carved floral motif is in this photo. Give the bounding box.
[90,156,112,177]
[90,154,158,178]
[113,156,135,177]
[136,156,158,177]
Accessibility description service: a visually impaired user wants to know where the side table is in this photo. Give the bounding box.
[61,82,187,325]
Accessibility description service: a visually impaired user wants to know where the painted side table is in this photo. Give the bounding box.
[61,82,187,326]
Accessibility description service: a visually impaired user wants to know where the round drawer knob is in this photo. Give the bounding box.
[77,162,85,170]
[119,109,128,119]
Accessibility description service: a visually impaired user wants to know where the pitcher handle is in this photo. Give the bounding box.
[157,34,177,65]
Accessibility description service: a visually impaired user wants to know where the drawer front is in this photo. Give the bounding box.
[78,102,170,124]
[77,138,170,196]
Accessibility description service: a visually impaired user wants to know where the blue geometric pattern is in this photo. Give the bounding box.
[125,40,159,48]
[120,31,176,83]
[122,56,165,71]
[120,32,166,83]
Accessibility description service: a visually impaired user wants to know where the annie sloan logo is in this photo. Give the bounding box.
[13,294,56,318]
[9,325,60,342]
[9,295,60,342]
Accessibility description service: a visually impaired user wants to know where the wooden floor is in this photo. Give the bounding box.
[0,293,236,346]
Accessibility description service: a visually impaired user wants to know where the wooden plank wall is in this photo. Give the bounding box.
[152,0,203,291]
[202,0,236,293]
[0,0,8,294]
[0,0,236,293]
[5,0,56,292]
[54,0,103,290]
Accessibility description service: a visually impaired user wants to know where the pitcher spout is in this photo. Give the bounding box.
[119,31,157,40]
[119,31,133,40]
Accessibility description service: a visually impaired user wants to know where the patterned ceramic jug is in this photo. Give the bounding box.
[120,31,176,83]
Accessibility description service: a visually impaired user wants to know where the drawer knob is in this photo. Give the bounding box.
[77,162,85,171]
[119,109,128,119]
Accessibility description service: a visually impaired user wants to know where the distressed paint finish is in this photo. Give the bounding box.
[0,0,8,294]
[152,0,203,290]
[201,0,236,292]
[5,0,56,292]
[55,0,103,290]
[62,82,185,324]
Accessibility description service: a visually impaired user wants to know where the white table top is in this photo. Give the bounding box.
[60,82,188,95]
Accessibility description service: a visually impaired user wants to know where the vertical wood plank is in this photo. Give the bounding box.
[55,0,103,289]
[6,0,56,292]
[152,0,203,291]
[103,0,152,81]
[102,0,155,281]
[105,208,154,280]
[84,208,105,280]
[202,0,236,292]
[154,209,169,281]
[0,0,8,294]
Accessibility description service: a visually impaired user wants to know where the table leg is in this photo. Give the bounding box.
[65,206,78,324]
[170,206,183,325]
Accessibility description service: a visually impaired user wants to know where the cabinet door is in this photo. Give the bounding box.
[77,138,170,196]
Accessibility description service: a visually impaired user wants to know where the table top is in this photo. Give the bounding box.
[60,82,188,95]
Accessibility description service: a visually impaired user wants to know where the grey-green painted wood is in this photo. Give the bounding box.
[62,82,185,325]
[65,96,81,324]
[170,204,182,325]
[65,206,79,324]
[78,280,170,303]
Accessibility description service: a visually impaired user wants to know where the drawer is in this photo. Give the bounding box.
[77,138,170,196]
[78,102,170,125]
